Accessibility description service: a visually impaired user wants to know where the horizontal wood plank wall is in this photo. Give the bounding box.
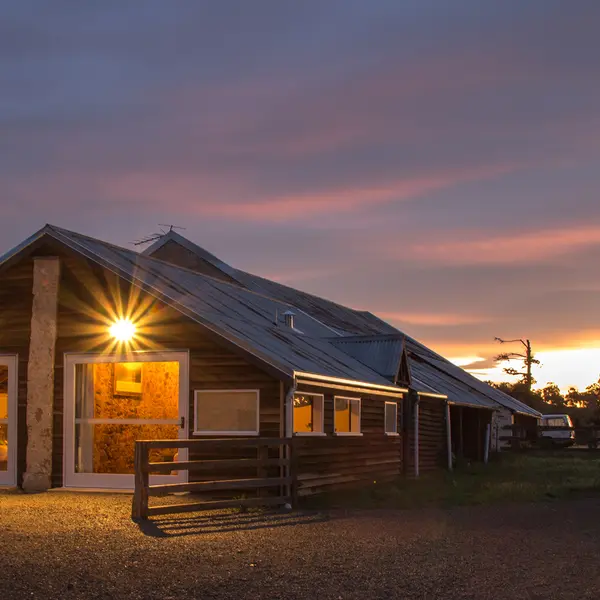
[408,396,446,473]
[294,385,403,495]
[1,244,282,487]
[0,259,34,486]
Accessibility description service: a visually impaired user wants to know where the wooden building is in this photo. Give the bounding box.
[0,225,539,495]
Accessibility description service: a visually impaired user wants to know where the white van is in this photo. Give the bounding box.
[540,414,575,447]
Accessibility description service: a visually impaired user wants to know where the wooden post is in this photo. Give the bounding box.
[289,439,298,509]
[413,396,420,478]
[132,442,149,521]
[257,443,269,498]
[477,411,482,461]
[458,407,464,459]
[445,402,453,471]
[402,393,410,475]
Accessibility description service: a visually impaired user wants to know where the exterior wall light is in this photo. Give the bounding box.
[110,318,136,343]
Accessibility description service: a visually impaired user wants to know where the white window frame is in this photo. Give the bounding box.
[293,392,326,436]
[193,389,260,436]
[63,350,190,490]
[384,401,399,436]
[0,355,18,487]
[333,396,362,436]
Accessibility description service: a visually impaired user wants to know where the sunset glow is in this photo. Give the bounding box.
[454,346,600,393]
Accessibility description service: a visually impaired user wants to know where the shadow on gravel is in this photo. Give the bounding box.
[135,509,332,537]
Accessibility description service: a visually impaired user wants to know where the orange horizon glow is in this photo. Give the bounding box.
[449,346,600,394]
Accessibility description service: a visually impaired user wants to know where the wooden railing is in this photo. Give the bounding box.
[132,438,297,521]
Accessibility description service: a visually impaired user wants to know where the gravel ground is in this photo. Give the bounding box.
[1,490,600,599]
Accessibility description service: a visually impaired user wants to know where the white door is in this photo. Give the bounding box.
[0,355,18,487]
[64,351,189,489]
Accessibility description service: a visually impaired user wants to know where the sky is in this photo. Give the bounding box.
[2,1,600,392]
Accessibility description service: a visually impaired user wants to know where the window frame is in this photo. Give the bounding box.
[333,395,362,436]
[292,392,326,436]
[384,401,399,436]
[193,389,260,436]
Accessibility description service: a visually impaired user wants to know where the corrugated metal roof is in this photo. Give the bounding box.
[0,225,409,392]
[143,230,398,336]
[328,334,404,381]
[409,355,497,409]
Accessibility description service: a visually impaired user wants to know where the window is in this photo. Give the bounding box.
[334,396,361,435]
[385,401,398,435]
[194,390,259,435]
[114,362,143,395]
[293,393,324,435]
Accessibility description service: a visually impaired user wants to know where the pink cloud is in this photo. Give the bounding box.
[375,311,489,327]
[130,162,513,222]
[405,223,600,266]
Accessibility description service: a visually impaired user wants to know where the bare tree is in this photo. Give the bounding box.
[494,337,540,393]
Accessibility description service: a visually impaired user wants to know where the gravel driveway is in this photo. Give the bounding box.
[1,490,600,599]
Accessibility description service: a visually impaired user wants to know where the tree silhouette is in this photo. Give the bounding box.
[494,337,540,393]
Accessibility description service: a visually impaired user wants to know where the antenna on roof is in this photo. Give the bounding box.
[131,224,186,247]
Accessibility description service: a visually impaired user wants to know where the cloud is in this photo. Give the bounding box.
[405,223,600,266]
[376,311,489,327]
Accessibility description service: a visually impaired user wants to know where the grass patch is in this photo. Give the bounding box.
[304,452,600,510]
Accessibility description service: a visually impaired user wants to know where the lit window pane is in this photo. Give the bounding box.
[335,397,360,433]
[293,394,323,433]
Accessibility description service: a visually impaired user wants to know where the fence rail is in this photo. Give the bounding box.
[501,424,600,449]
[132,438,298,520]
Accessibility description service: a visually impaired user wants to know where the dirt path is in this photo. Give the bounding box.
[1,491,600,599]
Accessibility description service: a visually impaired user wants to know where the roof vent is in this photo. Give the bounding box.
[283,310,295,329]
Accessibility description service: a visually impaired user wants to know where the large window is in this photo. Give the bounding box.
[293,393,324,435]
[194,389,259,435]
[385,401,398,435]
[334,396,361,435]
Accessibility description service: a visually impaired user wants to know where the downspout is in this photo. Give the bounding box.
[408,388,420,478]
[445,400,453,471]
[284,377,297,506]
[284,376,297,438]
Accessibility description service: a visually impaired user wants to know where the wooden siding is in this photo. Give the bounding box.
[408,396,447,473]
[294,385,404,495]
[0,258,34,486]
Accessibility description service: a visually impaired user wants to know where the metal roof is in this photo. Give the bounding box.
[136,229,541,414]
[0,225,409,393]
[328,334,404,381]
[143,230,398,336]
[409,355,497,410]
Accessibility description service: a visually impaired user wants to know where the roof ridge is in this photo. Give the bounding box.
[46,224,142,256]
